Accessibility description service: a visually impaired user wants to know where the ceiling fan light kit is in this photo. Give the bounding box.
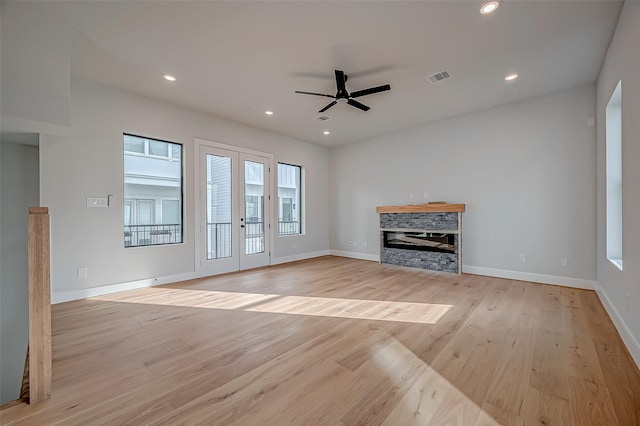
[295,69,391,113]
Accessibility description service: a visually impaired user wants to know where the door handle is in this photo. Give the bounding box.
[240,224,245,228]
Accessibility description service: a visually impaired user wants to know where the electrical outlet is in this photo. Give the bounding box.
[560,258,568,267]
[423,192,429,200]
[363,242,368,248]
[519,254,527,263]
[78,267,88,278]
[409,192,414,200]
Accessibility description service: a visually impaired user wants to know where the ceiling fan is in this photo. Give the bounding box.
[295,69,391,113]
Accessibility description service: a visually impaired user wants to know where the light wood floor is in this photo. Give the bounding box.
[2,256,639,425]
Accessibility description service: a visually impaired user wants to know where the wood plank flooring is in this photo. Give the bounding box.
[2,256,639,425]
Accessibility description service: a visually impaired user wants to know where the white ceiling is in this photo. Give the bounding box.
[56,1,623,147]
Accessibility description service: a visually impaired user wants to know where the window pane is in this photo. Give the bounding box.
[277,163,301,235]
[171,144,181,160]
[124,135,145,154]
[124,201,132,226]
[162,199,180,224]
[245,161,265,255]
[206,154,232,259]
[124,134,183,247]
[137,200,154,225]
[606,81,623,270]
[149,140,169,157]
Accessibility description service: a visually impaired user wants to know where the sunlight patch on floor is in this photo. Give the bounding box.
[93,288,453,324]
[374,338,499,425]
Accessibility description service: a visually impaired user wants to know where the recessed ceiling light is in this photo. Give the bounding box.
[265,111,274,115]
[504,73,519,81]
[323,131,330,135]
[163,74,176,82]
[480,0,500,15]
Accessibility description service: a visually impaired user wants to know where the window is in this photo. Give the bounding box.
[606,81,623,270]
[161,199,180,225]
[282,198,293,222]
[124,137,145,154]
[245,195,260,222]
[124,134,181,161]
[148,140,168,157]
[277,163,302,235]
[124,134,183,247]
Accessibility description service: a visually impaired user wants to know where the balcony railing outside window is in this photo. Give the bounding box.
[278,220,300,235]
[206,221,265,258]
[128,221,300,256]
[245,221,264,255]
[125,224,182,247]
[206,222,232,259]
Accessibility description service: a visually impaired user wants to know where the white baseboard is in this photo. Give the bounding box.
[326,253,597,290]
[329,250,380,262]
[52,254,596,306]
[52,270,199,304]
[271,250,330,265]
[595,282,640,369]
[462,265,596,290]
[54,250,332,304]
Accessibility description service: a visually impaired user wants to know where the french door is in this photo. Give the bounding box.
[198,145,271,275]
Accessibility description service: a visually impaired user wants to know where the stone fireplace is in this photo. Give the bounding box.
[383,231,455,254]
[376,203,465,274]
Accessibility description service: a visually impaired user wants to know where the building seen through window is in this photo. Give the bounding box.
[124,134,183,247]
[277,163,302,235]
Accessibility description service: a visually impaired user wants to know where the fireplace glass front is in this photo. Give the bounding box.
[383,231,455,254]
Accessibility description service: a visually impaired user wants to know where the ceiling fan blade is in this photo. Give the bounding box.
[347,99,370,111]
[295,90,335,98]
[318,100,338,113]
[335,70,347,95]
[350,84,391,98]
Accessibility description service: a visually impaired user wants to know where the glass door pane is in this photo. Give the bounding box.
[206,154,232,259]
[198,143,270,275]
[244,160,265,255]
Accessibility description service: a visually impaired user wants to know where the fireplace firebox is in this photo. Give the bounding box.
[383,231,455,254]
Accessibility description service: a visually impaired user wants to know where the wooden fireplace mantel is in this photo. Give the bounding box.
[376,203,465,214]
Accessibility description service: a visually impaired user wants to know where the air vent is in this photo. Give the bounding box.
[428,71,451,84]
[317,116,330,121]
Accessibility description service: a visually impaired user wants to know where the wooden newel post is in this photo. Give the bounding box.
[27,207,52,403]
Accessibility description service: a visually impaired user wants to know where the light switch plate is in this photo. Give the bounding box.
[87,197,108,207]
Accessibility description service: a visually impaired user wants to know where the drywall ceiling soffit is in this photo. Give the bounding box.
[0,133,39,146]
[33,1,624,147]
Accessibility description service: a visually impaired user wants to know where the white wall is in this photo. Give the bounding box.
[41,78,329,299]
[0,142,40,404]
[0,1,71,128]
[330,85,597,287]
[596,1,640,366]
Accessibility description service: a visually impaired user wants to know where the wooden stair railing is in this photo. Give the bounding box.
[22,207,52,404]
